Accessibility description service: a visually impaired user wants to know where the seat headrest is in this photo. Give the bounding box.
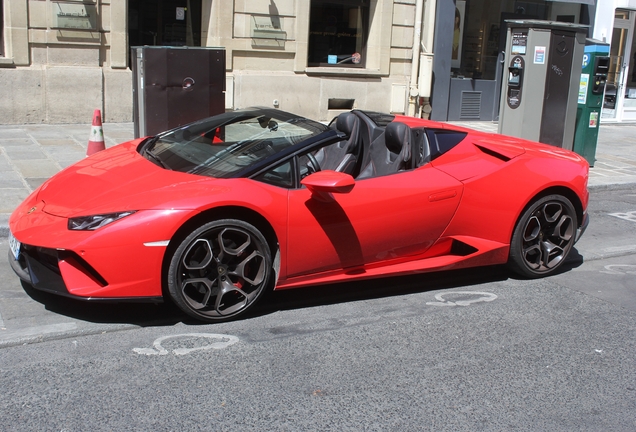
[385,122,411,156]
[336,112,359,135]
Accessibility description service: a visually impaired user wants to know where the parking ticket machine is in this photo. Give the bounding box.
[573,39,610,166]
[498,20,588,150]
[506,56,525,108]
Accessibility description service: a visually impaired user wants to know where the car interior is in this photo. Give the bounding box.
[254,110,468,188]
[311,111,433,180]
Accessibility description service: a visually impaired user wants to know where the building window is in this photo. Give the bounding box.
[308,0,369,68]
[128,0,202,47]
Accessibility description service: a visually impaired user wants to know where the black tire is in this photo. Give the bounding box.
[167,219,272,322]
[508,195,577,278]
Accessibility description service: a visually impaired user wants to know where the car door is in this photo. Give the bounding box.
[286,165,464,278]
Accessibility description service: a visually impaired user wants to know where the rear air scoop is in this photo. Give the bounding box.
[473,138,526,161]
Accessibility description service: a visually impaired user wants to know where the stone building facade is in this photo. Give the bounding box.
[1,0,130,123]
[0,0,435,124]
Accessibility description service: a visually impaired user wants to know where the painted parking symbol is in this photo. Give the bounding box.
[600,265,636,276]
[609,211,636,223]
[133,333,239,356]
[426,291,498,307]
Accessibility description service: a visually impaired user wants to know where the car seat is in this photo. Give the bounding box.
[357,122,412,179]
[314,112,361,174]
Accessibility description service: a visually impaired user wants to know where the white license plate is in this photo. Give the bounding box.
[8,231,21,260]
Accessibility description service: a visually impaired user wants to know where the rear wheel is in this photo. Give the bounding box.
[508,195,577,278]
[167,219,272,322]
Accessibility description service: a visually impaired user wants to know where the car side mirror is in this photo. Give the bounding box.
[301,170,355,200]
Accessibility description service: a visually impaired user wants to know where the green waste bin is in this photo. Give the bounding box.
[573,39,610,166]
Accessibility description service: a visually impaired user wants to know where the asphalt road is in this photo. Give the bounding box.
[0,186,635,431]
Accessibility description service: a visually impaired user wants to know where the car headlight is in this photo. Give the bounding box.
[68,211,136,231]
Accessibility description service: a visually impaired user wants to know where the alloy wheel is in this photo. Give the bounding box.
[168,220,271,321]
[509,195,577,278]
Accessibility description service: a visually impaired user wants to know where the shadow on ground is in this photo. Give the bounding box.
[254,246,585,318]
[21,281,187,326]
[505,246,585,281]
[20,248,585,327]
[254,264,510,318]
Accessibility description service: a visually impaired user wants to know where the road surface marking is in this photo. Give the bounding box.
[609,211,636,223]
[426,291,498,307]
[133,333,239,356]
[600,264,636,275]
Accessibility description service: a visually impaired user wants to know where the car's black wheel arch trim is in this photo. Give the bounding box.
[161,206,280,298]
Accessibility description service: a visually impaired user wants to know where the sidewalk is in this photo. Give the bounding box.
[0,122,135,236]
[1,120,636,237]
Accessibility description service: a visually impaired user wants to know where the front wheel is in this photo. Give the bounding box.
[167,219,272,322]
[508,195,577,278]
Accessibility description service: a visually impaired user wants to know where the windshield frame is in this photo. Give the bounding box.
[139,107,333,179]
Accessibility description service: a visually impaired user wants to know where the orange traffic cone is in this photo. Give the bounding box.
[86,109,105,156]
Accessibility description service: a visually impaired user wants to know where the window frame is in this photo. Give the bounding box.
[307,0,370,69]
[295,0,392,77]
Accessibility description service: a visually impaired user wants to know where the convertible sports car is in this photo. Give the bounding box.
[8,107,589,322]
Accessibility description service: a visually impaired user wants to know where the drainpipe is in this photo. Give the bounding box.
[408,0,425,117]
[419,0,436,119]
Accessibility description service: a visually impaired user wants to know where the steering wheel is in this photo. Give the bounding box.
[306,153,321,174]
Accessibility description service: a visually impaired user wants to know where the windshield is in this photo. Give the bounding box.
[144,108,329,178]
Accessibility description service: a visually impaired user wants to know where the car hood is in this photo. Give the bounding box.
[37,141,223,217]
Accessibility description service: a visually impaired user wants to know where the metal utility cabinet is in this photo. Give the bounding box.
[132,46,226,138]
[498,21,588,150]
[573,39,610,166]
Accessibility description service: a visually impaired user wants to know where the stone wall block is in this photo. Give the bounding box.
[0,68,47,124]
[104,68,133,122]
[392,3,416,26]
[233,73,321,119]
[234,0,296,16]
[232,51,295,71]
[47,46,100,66]
[28,0,48,28]
[391,25,415,49]
[45,66,103,123]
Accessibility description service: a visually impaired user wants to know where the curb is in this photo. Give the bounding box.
[0,323,139,349]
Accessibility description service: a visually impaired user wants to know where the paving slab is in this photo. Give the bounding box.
[0,129,29,139]
[12,159,61,178]
[0,171,27,188]
[0,138,34,147]
[0,189,30,215]
[0,155,13,172]
[3,146,48,160]
[25,178,49,190]
[37,138,82,146]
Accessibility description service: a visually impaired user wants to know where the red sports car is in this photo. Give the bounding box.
[8,108,589,322]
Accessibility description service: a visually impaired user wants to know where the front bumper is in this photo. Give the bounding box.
[9,205,193,300]
[8,246,163,302]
